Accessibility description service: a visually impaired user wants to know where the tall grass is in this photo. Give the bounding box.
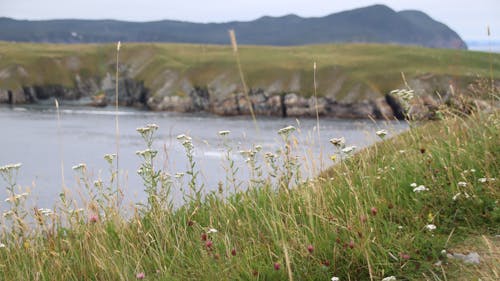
[0,99,497,280]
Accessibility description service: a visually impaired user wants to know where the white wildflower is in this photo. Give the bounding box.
[146,123,159,130]
[136,123,158,135]
[410,183,418,188]
[38,208,54,216]
[277,125,296,136]
[341,146,356,154]
[413,185,428,193]
[398,226,403,229]
[457,181,467,187]
[478,177,495,183]
[376,129,388,138]
[441,249,447,255]
[72,163,86,171]
[425,224,436,231]
[329,137,345,147]
[0,243,5,248]
[382,277,397,281]
[218,130,230,136]
[103,153,116,164]
[176,134,191,141]
[331,277,340,281]
[135,149,157,158]
[207,228,218,234]
[0,163,22,172]
[470,169,476,173]
[452,193,461,201]
[399,150,406,154]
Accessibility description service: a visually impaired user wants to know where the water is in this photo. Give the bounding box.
[0,105,407,210]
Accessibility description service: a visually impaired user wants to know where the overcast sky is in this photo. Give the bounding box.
[1,0,498,41]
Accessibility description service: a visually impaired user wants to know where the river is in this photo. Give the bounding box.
[0,105,408,211]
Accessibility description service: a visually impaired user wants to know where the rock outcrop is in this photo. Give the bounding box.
[2,71,496,120]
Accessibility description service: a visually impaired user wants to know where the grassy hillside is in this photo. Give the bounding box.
[1,42,499,101]
[0,106,498,279]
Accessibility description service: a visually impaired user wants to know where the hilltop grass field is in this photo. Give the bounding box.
[1,42,500,100]
[0,105,498,280]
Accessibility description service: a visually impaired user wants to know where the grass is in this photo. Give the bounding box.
[1,42,500,101]
[0,103,498,280]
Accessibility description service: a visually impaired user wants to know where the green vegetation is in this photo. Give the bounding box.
[0,104,498,279]
[1,42,500,100]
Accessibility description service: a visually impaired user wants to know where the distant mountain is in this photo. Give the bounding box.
[0,4,466,49]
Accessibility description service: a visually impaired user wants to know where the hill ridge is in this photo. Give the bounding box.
[0,4,466,49]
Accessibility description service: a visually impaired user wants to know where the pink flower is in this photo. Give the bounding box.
[136,272,145,279]
[348,240,355,249]
[274,262,281,270]
[89,214,98,223]
[371,207,378,216]
[307,244,314,253]
[400,253,410,260]
[205,240,213,249]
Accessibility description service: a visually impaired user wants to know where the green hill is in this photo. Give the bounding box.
[0,5,466,49]
[0,42,498,118]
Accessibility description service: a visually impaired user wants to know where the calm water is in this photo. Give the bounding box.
[0,105,407,210]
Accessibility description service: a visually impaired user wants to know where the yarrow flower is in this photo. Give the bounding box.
[0,163,22,173]
[207,228,218,234]
[329,137,345,148]
[277,125,296,137]
[413,185,428,193]
[5,192,29,203]
[425,224,437,231]
[382,276,397,281]
[135,148,157,158]
[218,130,230,136]
[341,146,356,154]
[457,181,467,187]
[72,163,86,171]
[376,129,388,138]
[478,177,495,183]
[410,183,417,188]
[176,134,191,141]
[331,277,340,281]
[37,208,54,216]
[103,153,116,164]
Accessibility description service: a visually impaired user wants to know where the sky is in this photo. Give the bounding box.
[1,0,499,41]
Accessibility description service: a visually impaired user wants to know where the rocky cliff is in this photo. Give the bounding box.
[1,69,496,120]
[1,43,498,119]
